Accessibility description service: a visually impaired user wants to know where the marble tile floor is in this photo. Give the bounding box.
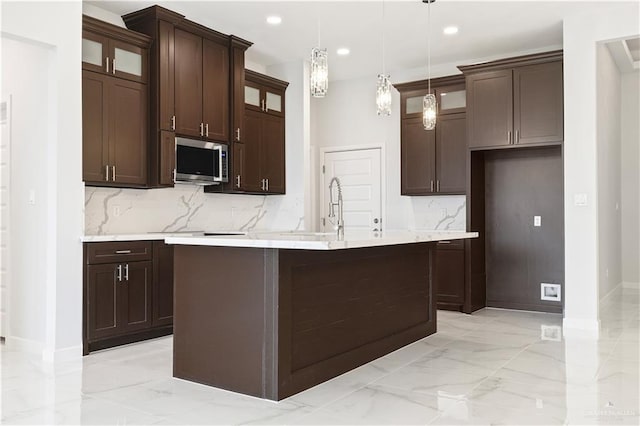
[2,286,638,425]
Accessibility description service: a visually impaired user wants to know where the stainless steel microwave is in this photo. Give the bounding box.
[175,137,228,185]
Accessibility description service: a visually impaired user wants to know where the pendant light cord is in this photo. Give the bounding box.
[382,0,385,75]
[427,0,431,94]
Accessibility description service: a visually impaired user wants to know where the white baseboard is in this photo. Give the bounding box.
[623,281,640,289]
[563,317,600,339]
[600,282,622,303]
[5,337,82,362]
[42,345,83,363]
[5,336,45,355]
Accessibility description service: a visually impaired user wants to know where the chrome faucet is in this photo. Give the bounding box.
[328,177,344,238]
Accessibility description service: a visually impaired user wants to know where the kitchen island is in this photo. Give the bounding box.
[165,230,476,400]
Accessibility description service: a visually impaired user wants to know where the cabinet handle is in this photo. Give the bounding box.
[112,165,116,182]
[115,250,132,254]
[124,264,129,281]
[261,99,266,112]
[205,123,209,137]
[236,175,241,188]
[430,180,434,192]
[261,179,265,191]
[508,130,512,145]
[436,180,440,192]
[105,165,110,182]
[112,58,116,74]
[266,178,269,192]
[515,130,520,144]
[438,240,451,244]
[106,57,109,73]
[171,115,176,131]
[116,264,122,282]
[173,168,177,183]
[200,123,204,137]
[235,128,241,141]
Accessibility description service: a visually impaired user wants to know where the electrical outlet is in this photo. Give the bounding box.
[541,325,562,341]
[534,216,541,227]
[541,283,561,301]
[574,193,588,206]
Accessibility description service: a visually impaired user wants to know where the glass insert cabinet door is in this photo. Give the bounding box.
[81,32,147,83]
[439,89,466,112]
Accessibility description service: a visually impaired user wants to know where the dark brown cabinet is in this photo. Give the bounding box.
[84,240,174,354]
[82,70,148,186]
[123,6,252,189]
[462,53,563,149]
[227,70,288,194]
[174,28,229,142]
[152,241,174,327]
[434,240,465,310]
[396,77,467,196]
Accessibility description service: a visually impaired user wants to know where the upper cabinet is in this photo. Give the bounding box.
[123,6,252,188]
[227,70,288,195]
[82,16,151,188]
[82,16,149,84]
[395,76,467,196]
[174,28,229,141]
[460,51,563,149]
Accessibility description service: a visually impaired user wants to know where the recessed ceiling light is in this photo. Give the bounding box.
[443,26,459,35]
[266,15,282,25]
[337,47,350,56]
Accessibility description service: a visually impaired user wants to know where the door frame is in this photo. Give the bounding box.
[318,144,385,232]
[1,96,12,339]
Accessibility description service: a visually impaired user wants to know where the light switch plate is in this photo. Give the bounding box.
[534,216,541,227]
[574,193,588,206]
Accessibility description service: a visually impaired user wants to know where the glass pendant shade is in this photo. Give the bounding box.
[310,47,328,97]
[376,74,392,116]
[423,93,437,130]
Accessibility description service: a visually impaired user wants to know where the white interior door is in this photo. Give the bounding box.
[322,148,382,232]
[0,97,10,338]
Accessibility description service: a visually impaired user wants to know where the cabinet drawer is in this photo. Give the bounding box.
[435,239,464,250]
[86,241,153,264]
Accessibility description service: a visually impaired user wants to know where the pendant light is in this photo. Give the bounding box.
[422,0,436,130]
[376,0,392,116]
[310,21,328,98]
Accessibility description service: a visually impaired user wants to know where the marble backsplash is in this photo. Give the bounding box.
[84,186,466,235]
[405,195,466,231]
[84,185,304,235]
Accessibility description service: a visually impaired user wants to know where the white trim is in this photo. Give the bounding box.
[600,281,622,302]
[562,317,600,339]
[5,336,45,355]
[622,281,640,289]
[42,345,82,363]
[318,144,386,233]
[0,96,11,339]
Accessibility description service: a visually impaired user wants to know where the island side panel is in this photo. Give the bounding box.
[173,245,279,399]
[277,242,436,399]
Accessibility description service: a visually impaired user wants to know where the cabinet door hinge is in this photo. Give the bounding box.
[321,217,325,226]
[322,165,325,174]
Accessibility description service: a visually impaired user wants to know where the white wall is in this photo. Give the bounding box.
[1,37,51,349]
[621,70,640,286]
[563,2,639,335]
[1,1,83,360]
[596,44,622,300]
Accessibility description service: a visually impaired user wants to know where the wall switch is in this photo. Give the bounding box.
[574,193,588,206]
[534,216,541,227]
[28,190,35,205]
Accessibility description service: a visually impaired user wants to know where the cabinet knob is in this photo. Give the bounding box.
[374,218,379,224]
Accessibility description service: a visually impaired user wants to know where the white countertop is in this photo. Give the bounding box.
[163,230,478,250]
[81,232,207,242]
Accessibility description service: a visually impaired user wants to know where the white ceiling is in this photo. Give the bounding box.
[88,1,634,81]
